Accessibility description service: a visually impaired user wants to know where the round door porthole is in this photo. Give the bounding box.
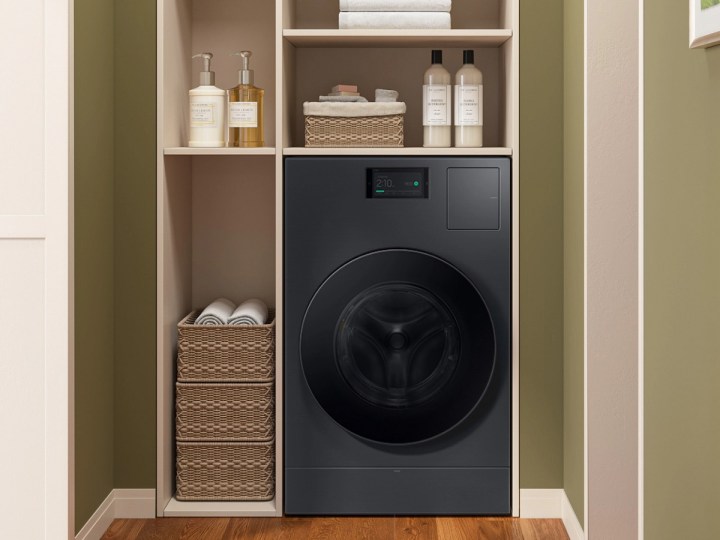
[335,284,461,409]
[300,249,496,444]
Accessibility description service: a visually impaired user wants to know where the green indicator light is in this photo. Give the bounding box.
[376,189,385,193]
[413,181,419,187]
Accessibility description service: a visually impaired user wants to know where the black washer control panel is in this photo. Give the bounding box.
[367,168,428,198]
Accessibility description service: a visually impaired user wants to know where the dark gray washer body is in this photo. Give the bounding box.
[284,156,512,515]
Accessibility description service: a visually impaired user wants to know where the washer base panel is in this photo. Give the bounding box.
[284,467,511,515]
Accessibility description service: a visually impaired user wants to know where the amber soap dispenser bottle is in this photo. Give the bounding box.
[228,51,264,148]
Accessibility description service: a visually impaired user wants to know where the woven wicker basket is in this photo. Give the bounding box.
[305,114,404,147]
[176,440,275,501]
[177,310,275,382]
[176,382,274,442]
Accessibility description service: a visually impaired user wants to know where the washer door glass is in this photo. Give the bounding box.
[300,249,496,444]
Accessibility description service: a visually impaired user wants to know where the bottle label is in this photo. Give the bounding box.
[229,102,258,128]
[190,102,217,127]
[454,85,483,126]
[423,85,451,126]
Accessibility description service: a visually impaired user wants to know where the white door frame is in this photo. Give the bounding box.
[584,0,643,537]
[0,0,74,537]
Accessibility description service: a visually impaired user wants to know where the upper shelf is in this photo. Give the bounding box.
[282,29,512,48]
[284,147,513,156]
[164,147,276,156]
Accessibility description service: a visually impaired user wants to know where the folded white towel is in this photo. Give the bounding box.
[340,0,451,12]
[375,89,399,102]
[319,95,369,102]
[304,101,406,117]
[228,298,269,326]
[196,298,236,325]
[339,12,451,29]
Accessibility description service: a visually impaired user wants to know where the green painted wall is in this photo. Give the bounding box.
[519,0,565,488]
[644,2,720,538]
[113,0,157,489]
[563,0,584,525]
[74,0,115,532]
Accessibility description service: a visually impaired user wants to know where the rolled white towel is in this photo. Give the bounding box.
[229,298,269,326]
[375,89,399,102]
[196,298,236,325]
[339,12,451,29]
[339,0,451,12]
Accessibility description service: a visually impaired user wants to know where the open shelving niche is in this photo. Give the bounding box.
[157,0,519,517]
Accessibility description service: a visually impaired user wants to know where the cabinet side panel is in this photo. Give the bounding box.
[158,156,192,513]
[163,0,192,148]
[282,41,296,149]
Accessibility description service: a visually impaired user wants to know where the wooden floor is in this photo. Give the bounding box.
[102,517,569,539]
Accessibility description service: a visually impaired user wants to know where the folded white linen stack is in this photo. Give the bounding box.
[303,101,407,117]
[339,12,451,29]
[319,95,369,102]
[228,298,269,326]
[339,0,451,29]
[196,298,236,325]
[339,0,451,11]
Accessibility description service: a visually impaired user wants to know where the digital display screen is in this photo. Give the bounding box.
[367,168,429,198]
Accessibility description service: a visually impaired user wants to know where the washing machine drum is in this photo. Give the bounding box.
[300,249,496,444]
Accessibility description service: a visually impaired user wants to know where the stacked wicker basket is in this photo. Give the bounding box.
[174,310,276,501]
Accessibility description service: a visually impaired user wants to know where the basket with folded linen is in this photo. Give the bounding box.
[304,101,406,147]
[177,298,275,382]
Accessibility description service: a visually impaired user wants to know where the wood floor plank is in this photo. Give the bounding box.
[513,518,569,539]
[102,519,145,540]
[436,517,513,539]
[395,516,438,539]
[133,517,207,540]
[220,517,312,540]
[178,517,231,540]
[274,518,316,540]
[307,516,395,540]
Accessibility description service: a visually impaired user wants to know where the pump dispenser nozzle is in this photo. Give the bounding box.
[231,51,254,85]
[192,52,215,86]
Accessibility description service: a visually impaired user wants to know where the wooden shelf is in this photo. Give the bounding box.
[283,147,512,156]
[164,497,279,517]
[164,147,276,156]
[283,29,512,48]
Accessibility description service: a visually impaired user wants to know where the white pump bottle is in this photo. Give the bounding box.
[189,52,226,148]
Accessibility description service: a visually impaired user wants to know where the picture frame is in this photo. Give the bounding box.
[690,0,720,48]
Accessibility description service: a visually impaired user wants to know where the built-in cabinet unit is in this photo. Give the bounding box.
[157,0,519,517]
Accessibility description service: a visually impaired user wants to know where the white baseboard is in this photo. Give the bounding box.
[561,490,585,540]
[519,488,563,518]
[75,491,116,540]
[520,489,584,540]
[114,489,156,519]
[75,489,156,540]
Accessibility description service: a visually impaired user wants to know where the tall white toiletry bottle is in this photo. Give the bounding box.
[454,49,483,147]
[189,52,226,148]
[423,50,451,148]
